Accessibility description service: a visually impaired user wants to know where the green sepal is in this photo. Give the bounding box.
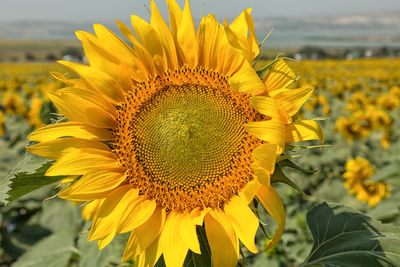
[256,56,295,80]
[271,165,304,194]
[183,227,212,267]
[278,159,316,175]
[285,144,332,151]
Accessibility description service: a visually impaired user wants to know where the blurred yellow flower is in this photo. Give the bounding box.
[343,157,391,207]
[2,91,27,116]
[346,92,372,112]
[342,157,374,188]
[28,97,44,128]
[0,111,5,136]
[376,93,399,111]
[350,181,391,207]
[336,117,368,141]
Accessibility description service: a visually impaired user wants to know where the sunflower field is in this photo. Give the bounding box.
[1,56,399,267]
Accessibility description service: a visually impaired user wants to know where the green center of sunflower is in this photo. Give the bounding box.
[113,66,262,211]
[131,84,244,188]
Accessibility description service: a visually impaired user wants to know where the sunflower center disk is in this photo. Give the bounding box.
[114,67,262,212]
[134,85,243,188]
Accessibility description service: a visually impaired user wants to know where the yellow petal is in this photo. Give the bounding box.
[48,89,115,129]
[60,175,78,184]
[177,0,198,67]
[166,0,182,38]
[190,208,209,226]
[75,30,134,89]
[27,138,110,160]
[28,122,113,142]
[59,169,126,201]
[98,231,115,250]
[249,96,279,116]
[205,210,238,267]
[131,14,167,72]
[270,87,314,118]
[88,185,138,241]
[150,0,179,69]
[57,60,125,104]
[229,60,265,93]
[76,28,147,87]
[239,180,260,204]
[116,20,140,44]
[75,30,120,66]
[122,207,166,261]
[257,185,286,250]
[178,213,200,254]
[230,8,259,60]
[197,14,244,76]
[159,212,188,267]
[93,24,139,67]
[82,199,104,221]
[285,120,324,143]
[225,196,259,253]
[223,18,252,62]
[230,8,251,39]
[251,163,271,187]
[118,198,157,233]
[45,148,117,176]
[245,119,285,153]
[252,144,278,175]
[49,72,86,88]
[249,95,289,123]
[133,236,163,267]
[263,59,297,92]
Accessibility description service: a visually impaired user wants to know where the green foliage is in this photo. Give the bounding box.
[77,222,128,267]
[301,202,400,267]
[12,230,77,267]
[1,152,66,205]
[39,101,58,125]
[183,227,211,267]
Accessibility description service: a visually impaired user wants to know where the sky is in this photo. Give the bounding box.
[1,0,400,23]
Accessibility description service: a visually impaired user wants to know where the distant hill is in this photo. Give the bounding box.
[0,20,120,40]
[254,10,400,48]
[0,9,399,48]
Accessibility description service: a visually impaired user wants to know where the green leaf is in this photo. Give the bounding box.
[301,202,400,267]
[39,198,83,234]
[183,227,211,267]
[4,152,67,205]
[77,221,128,267]
[371,163,400,182]
[0,169,12,205]
[12,230,77,267]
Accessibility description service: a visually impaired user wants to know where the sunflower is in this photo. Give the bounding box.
[0,111,5,136]
[342,157,374,188]
[27,1,323,266]
[343,157,391,207]
[2,91,27,116]
[349,181,391,207]
[336,116,366,142]
[28,97,44,128]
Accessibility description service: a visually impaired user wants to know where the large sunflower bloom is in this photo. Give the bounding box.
[27,1,323,266]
